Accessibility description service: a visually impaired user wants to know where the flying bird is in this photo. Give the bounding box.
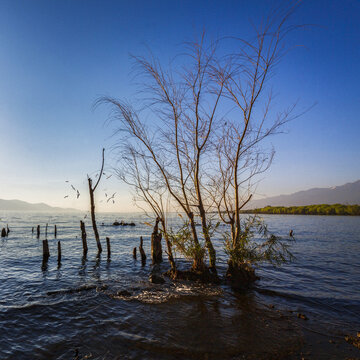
[84,214,87,219]
[64,195,69,198]
[71,185,76,191]
[65,180,69,183]
[77,190,80,199]
[106,174,112,179]
[107,192,116,203]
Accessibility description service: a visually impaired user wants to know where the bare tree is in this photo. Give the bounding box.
[100,3,300,281]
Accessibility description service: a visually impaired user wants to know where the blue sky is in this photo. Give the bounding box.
[0,0,359,211]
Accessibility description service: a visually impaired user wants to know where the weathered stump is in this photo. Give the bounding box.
[80,221,88,256]
[57,240,61,264]
[1,228,6,237]
[139,236,146,266]
[42,239,50,262]
[36,225,40,239]
[133,247,137,259]
[151,218,163,264]
[106,237,111,259]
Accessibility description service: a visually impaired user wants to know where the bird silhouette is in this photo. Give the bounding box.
[64,195,69,199]
[76,190,80,199]
[107,192,116,203]
[106,174,112,179]
[71,185,76,191]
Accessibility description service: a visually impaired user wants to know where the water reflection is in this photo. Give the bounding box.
[78,255,87,277]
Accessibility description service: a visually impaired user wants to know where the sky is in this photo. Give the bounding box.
[0,0,359,212]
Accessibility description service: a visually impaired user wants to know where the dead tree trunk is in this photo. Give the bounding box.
[42,239,50,262]
[139,236,146,266]
[88,178,102,253]
[57,240,61,264]
[80,220,88,255]
[106,237,111,259]
[151,218,162,264]
[87,148,105,254]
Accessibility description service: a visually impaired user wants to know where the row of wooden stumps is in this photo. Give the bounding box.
[40,218,161,268]
[1,225,10,237]
[41,221,111,269]
[32,224,57,239]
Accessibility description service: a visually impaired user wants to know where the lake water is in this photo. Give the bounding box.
[0,212,359,359]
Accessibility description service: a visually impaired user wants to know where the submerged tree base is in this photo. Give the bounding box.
[226,262,259,290]
[164,268,220,284]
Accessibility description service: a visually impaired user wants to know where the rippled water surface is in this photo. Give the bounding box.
[0,212,359,359]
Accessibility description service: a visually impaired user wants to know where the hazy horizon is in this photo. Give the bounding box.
[1,0,359,212]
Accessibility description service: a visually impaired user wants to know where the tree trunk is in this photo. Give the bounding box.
[42,239,50,262]
[151,218,163,264]
[57,240,61,264]
[88,178,102,253]
[80,220,88,255]
[160,220,176,272]
[198,206,217,273]
[188,212,205,271]
[106,237,111,259]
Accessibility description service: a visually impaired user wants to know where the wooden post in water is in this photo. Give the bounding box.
[45,223,48,238]
[106,237,111,259]
[57,240,61,264]
[1,228,6,237]
[54,225,57,238]
[6,224,10,236]
[32,227,34,235]
[133,247,137,260]
[42,239,50,262]
[139,236,146,266]
[36,225,40,239]
[80,220,88,256]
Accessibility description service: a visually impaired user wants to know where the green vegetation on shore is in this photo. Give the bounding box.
[242,204,360,216]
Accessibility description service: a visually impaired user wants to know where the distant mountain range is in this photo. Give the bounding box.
[0,199,78,212]
[248,180,360,208]
[1,180,359,212]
